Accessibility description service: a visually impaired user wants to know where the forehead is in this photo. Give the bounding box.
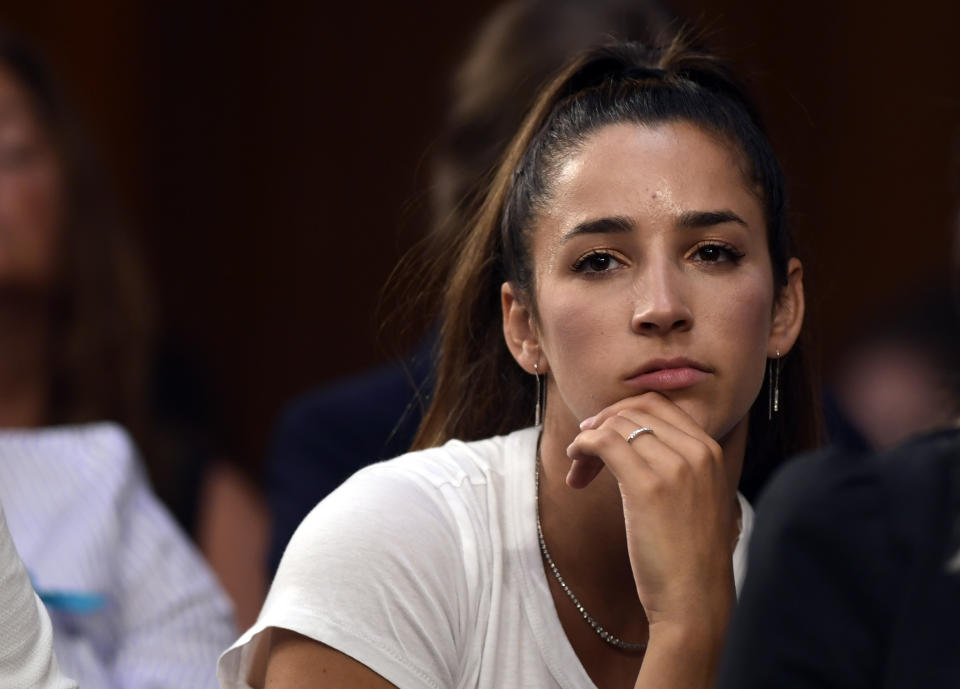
[540,120,763,235]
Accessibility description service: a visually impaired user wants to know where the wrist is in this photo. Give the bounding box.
[643,567,735,634]
[635,620,728,689]
[648,617,725,652]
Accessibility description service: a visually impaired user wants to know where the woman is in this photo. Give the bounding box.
[220,38,819,688]
[0,32,236,688]
[0,32,268,629]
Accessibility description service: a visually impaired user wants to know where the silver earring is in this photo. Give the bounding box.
[767,349,781,420]
[534,362,546,426]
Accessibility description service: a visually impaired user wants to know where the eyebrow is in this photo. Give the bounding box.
[676,209,748,229]
[562,215,634,242]
[562,209,748,243]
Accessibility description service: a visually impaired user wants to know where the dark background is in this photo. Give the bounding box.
[2,1,958,473]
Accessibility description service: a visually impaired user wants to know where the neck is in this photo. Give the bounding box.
[0,290,52,428]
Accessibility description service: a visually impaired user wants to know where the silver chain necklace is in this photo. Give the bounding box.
[535,451,647,652]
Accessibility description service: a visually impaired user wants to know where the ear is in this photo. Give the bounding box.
[502,282,544,374]
[768,257,805,357]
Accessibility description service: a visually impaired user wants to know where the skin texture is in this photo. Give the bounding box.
[502,121,804,688]
[261,121,805,688]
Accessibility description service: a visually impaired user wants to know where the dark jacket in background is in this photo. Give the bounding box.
[719,427,960,688]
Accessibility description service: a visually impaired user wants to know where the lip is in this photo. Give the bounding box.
[624,357,713,392]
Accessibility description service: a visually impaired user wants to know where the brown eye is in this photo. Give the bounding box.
[573,251,623,274]
[586,255,611,271]
[692,243,745,264]
[697,246,722,262]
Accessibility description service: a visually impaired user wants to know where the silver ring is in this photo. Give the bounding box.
[626,427,654,443]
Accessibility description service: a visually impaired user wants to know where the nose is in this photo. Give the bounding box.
[630,260,693,335]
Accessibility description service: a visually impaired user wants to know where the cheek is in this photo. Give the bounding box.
[539,294,601,364]
[708,273,774,394]
[537,283,625,366]
[0,163,64,284]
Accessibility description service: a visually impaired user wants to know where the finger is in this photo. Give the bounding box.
[583,392,721,460]
[567,423,685,488]
[602,413,701,477]
[611,411,722,476]
[583,392,700,436]
[565,455,605,490]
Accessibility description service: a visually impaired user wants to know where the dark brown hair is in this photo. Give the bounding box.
[413,37,822,499]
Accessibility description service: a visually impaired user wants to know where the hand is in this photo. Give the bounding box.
[566,392,737,637]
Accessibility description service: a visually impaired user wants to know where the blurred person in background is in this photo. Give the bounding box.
[824,286,960,452]
[0,30,237,686]
[717,153,960,687]
[265,0,676,576]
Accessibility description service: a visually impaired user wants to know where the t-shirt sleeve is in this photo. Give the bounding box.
[0,503,77,689]
[219,463,470,689]
[717,449,893,689]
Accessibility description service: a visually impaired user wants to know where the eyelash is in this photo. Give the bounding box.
[690,241,745,264]
[571,250,623,276]
[571,241,746,276]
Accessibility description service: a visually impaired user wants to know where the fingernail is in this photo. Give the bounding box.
[579,415,597,430]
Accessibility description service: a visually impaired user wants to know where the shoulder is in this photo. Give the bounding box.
[240,429,538,688]
[266,427,538,613]
[281,428,535,566]
[744,427,960,599]
[0,423,143,542]
[0,421,139,474]
[757,427,960,535]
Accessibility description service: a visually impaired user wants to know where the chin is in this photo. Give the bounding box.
[669,394,739,441]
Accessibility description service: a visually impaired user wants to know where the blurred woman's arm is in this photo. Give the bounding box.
[0,503,77,689]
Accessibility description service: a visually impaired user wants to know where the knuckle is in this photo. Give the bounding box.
[640,473,666,496]
[639,390,664,404]
[703,438,724,464]
[597,427,621,448]
[708,439,724,462]
[667,457,692,482]
[689,446,713,469]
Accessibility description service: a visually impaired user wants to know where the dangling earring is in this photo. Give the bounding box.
[534,361,546,426]
[767,349,781,421]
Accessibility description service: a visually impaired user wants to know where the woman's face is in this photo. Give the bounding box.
[0,62,64,290]
[504,121,803,446]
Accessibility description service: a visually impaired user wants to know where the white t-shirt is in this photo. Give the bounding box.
[218,426,754,689]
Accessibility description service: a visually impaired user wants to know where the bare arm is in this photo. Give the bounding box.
[570,392,738,689]
[263,630,401,689]
[633,616,732,688]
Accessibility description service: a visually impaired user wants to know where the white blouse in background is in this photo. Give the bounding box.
[0,423,237,689]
